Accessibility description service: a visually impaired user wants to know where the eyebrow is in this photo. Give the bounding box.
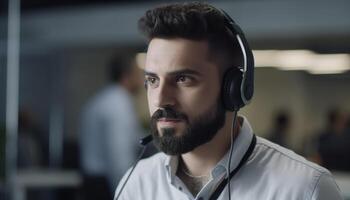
[144,69,201,77]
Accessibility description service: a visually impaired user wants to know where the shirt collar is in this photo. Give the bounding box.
[212,116,254,178]
[164,116,254,181]
[165,155,178,183]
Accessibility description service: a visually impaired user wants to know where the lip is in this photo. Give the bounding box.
[158,118,182,123]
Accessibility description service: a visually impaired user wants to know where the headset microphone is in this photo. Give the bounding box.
[139,134,153,146]
[115,135,153,200]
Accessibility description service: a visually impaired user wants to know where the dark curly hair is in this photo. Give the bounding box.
[138,2,242,70]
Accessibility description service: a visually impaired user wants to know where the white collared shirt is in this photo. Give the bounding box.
[114,117,343,200]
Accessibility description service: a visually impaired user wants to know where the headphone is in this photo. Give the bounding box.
[219,9,255,111]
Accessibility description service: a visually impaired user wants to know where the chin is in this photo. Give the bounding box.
[158,125,185,136]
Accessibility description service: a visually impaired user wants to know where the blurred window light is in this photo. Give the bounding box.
[253,50,350,74]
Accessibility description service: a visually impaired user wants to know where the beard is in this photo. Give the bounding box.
[150,100,226,155]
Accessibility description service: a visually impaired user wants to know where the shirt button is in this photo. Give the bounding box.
[198,197,204,200]
[179,187,182,191]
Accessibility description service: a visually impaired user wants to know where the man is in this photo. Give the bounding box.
[80,55,143,199]
[115,2,342,200]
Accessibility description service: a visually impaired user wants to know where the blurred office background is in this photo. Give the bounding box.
[1,0,350,199]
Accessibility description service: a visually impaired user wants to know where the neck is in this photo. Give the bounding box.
[180,113,241,177]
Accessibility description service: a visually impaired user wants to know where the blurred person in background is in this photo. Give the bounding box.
[17,110,49,200]
[268,110,291,148]
[17,109,45,168]
[80,55,144,199]
[316,108,350,171]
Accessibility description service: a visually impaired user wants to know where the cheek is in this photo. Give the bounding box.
[180,84,220,114]
[147,90,156,116]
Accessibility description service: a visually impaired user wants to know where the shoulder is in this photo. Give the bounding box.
[137,152,168,172]
[118,152,168,185]
[255,137,329,169]
[98,85,131,105]
[253,137,330,174]
[114,152,169,200]
[88,85,135,115]
[127,152,169,183]
[121,152,168,183]
[249,136,341,199]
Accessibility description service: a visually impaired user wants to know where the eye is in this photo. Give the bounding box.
[176,75,193,85]
[144,76,159,88]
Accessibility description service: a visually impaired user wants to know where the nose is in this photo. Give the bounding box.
[152,81,176,108]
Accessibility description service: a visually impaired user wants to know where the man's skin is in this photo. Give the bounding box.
[144,38,240,185]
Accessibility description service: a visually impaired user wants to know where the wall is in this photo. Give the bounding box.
[241,68,350,151]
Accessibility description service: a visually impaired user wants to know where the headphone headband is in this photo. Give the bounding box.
[219,9,255,111]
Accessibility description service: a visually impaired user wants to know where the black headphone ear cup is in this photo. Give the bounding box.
[222,68,244,111]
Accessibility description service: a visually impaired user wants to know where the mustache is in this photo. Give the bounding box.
[151,107,188,121]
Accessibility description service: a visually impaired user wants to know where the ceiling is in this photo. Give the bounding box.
[0,0,350,54]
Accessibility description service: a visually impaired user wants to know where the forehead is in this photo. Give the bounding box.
[145,38,216,75]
